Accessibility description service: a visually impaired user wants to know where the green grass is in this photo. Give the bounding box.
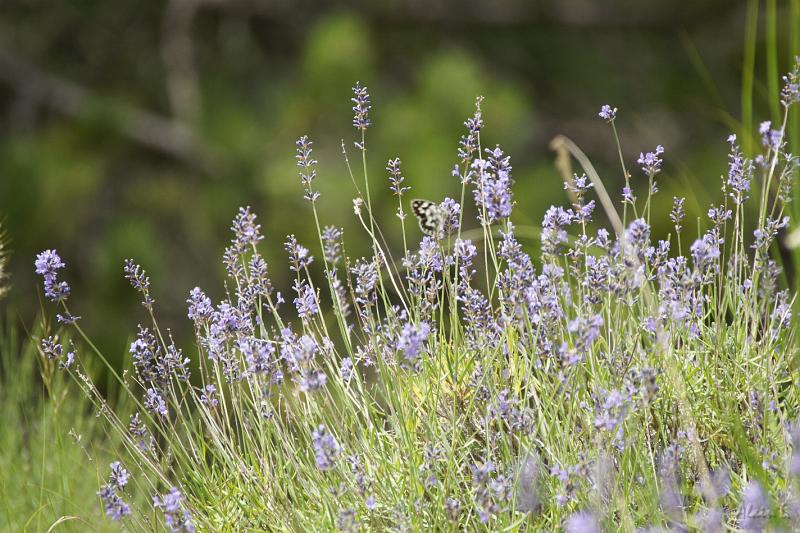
[0,316,126,532]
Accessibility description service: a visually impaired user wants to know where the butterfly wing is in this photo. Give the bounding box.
[411,200,443,237]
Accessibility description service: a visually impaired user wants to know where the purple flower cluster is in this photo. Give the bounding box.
[386,158,409,197]
[593,388,630,450]
[351,82,371,132]
[123,259,154,309]
[598,104,617,122]
[296,135,319,202]
[285,235,313,272]
[144,387,168,417]
[670,196,685,232]
[230,206,263,250]
[470,146,514,224]
[98,461,131,521]
[637,144,664,176]
[726,135,753,204]
[293,279,319,319]
[396,320,431,370]
[781,56,800,107]
[153,487,195,533]
[32,73,800,531]
[457,97,483,166]
[470,459,510,523]
[312,424,340,471]
[35,249,70,302]
[129,412,154,453]
[322,226,344,265]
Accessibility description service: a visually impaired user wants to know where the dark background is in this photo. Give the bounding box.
[1,0,798,356]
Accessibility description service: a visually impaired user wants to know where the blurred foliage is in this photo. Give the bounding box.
[0,1,798,358]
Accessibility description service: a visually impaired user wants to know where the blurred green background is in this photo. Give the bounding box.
[0,0,799,355]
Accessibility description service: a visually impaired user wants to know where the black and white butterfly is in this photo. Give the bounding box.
[411,199,445,238]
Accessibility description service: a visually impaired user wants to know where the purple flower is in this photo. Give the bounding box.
[624,218,651,251]
[230,206,263,250]
[351,82,371,131]
[598,104,617,122]
[444,498,462,521]
[470,459,506,523]
[781,56,800,107]
[471,146,514,224]
[657,446,685,526]
[187,287,213,324]
[351,258,379,314]
[593,388,630,450]
[564,512,600,533]
[298,369,327,392]
[752,216,790,253]
[621,186,636,204]
[285,235,313,272]
[293,279,319,319]
[396,320,431,370]
[708,205,732,225]
[758,121,782,151]
[199,384,218,407]
[690,232,720,275]
[551,460,589,507]
[56,312,81,324]
[130,325,163,385]
[312,424,340,471]
[98,484,130,521]
[337,509,358,532]
[296,135,319,202]
[387,158,410,196]
[439,197,461,236]
[726,135,753,204]
[637,145,665,176]
[340,357,354,384]
[738,480,769,532]
[34,249,65,277]
[322,226,344,265]
[109,461,130,490]
[40,336,62,360]
[153,487,195,533]
[61,347,76,369]
[129,412,154,453]
[458,97,483,165]
[144,387,168,417]
[280,331,318,371]
[670,196,685,232]
[239,336,276,376]
[98,462,131,521]
[568,313,603,354]
[541,206,573,257]
[123,259,154,309]
[163,341,191,382]
[35,249,70,302]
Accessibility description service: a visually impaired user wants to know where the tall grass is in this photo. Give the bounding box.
[26,58,800,531]
[0,315,129,532]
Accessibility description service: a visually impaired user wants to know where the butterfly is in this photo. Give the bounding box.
[411,199,445,238]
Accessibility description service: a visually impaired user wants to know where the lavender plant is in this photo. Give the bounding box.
[33,60,800,531]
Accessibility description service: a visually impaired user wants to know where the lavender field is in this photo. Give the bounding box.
[3,4,800,531]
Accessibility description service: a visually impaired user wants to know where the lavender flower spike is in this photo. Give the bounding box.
[35,249,70,302]
[296,135,319,202]
[598,104,617,122]
[637,145,665,176]
[312,424,341,471]
[352,82,371,131]
[154,487,196,533]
